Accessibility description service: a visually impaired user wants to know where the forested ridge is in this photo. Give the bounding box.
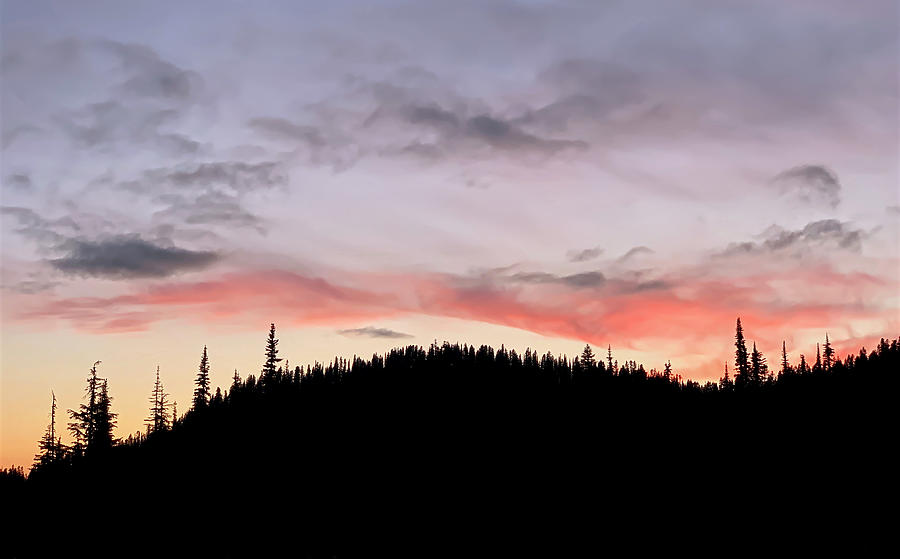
[3,318,896,556]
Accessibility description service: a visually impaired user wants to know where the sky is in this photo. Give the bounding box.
[1,0,898,468]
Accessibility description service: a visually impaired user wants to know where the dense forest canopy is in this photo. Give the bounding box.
[3,318,896,555]
[3,318,895,482]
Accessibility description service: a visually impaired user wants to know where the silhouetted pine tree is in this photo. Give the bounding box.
[261,323,282,389]
[734,318,751,387]
[781,341,791,378]
[67,361,102,456]
[193,346,211,410]
[720,363,732,390]
[750,342,768,385]
[814,344,822,373]
[146,367,170,434]
[34,391,62,469]
[94,379,117,451]
[580,344,596,369]
[798,354,809,375]
[823,334,834,372]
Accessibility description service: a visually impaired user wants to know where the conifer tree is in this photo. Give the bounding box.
[94,379,117,451]
[607,345,614,373]
[580,344,596,369]
[734,318,751,387]
[823,334,834,372]
[781,341,791,378]
[146,367,170,434]
[814,344,822,373]
[193,346,211,410]
[230,369,242,398]
[34,391,61,468]
[750,342,768,384]
[68,361,102,455]
[261,323,282,387]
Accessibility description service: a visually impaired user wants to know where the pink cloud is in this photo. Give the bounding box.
[15,265,895,362]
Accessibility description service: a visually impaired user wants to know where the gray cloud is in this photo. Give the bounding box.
[772,165,841,208]
[101,40,203,101]
[566,246,604,262]
[49,235,220,279]
[510,270,607,288]
[153,191,266,234]
[465,114,588,153]
[502,267,671,294]
[2,279,59,294]
[720,219,865,257]
[134,161,287,193]
[406,105,460,127]
[4,173,32,190]
[618,246,654,262]
[1,206,80,245]
[248,117,325,147]
[337,326,414,339]
[55,101,201,156]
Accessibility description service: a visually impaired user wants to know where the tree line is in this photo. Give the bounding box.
[10,317,895,483]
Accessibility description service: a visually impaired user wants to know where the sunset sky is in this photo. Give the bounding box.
[2,0,898,468]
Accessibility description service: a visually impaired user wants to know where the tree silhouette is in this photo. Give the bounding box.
[781,341,791,378]
[823,334,834,372]
[33,391,62,469]
[580,344,596,369]
[193,346,211,410]
[750,342,768,385]
[67,361,102,456]
[261,323,282,388]
[94,378,117,451]
[734,318,751,387]
[146,367,170,434]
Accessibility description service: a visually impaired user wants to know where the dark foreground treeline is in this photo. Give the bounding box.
[4,322,897,556]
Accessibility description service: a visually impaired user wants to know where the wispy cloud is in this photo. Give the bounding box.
[338,326,414,339]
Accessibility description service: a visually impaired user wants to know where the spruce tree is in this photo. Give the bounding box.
[94,379,117,451]
[146,367,170,434]
[193,346,211,410]
[781,341,791,378]
[261,323,282,388]
[734,318,751,387]
[580,344,596,369]
[750,342,767,385]
[823,334,834,372]
[67,361,101,455]
[34,391,61,468]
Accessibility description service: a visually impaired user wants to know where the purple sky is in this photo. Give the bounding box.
[1,0,898,467]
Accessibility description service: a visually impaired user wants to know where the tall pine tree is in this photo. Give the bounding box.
[94,378,117,451]
[34,391,62,468]
[781,341,791,378]
[193,345,211,410]
[823,334,834,372]
[580,344,596,369]
[67,361,101,455]
[146,367,170,434]
[261,323,282,388]
[734,318,751,387]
